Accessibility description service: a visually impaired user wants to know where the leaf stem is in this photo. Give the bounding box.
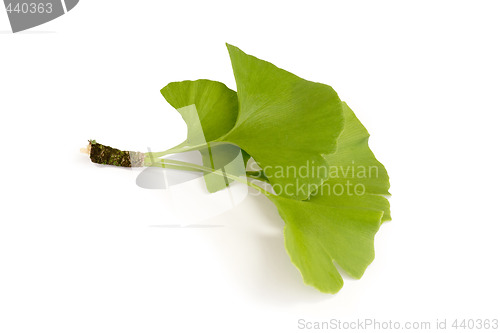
[147,141,227,158]
[150,157,273,197]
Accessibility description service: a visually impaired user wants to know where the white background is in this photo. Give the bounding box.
[1,1,499,332]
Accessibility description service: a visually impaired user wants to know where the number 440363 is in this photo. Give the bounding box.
[452,319,498,330]
[5,2,53,14]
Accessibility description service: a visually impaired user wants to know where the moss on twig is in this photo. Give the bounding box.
[88,140,144,167]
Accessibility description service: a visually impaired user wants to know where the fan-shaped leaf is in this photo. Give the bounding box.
[219,44,345,199]
[272,103,391,293]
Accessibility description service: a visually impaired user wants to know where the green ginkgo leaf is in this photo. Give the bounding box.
[160,80,245,192]
[88,44,392,295]
[161,79,238,144]
[271,103,391,293]
[219,44,345,199]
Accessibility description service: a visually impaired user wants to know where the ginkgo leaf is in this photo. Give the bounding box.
[272,197,384,293]
[160,80,245,192]
[160,79,238,144]
[314,102,391,221]
[322,103,390,198]
[218,44,345,200]
[271,102,391,294]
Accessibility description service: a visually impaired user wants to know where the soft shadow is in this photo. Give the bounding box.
[205,194,335,305]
